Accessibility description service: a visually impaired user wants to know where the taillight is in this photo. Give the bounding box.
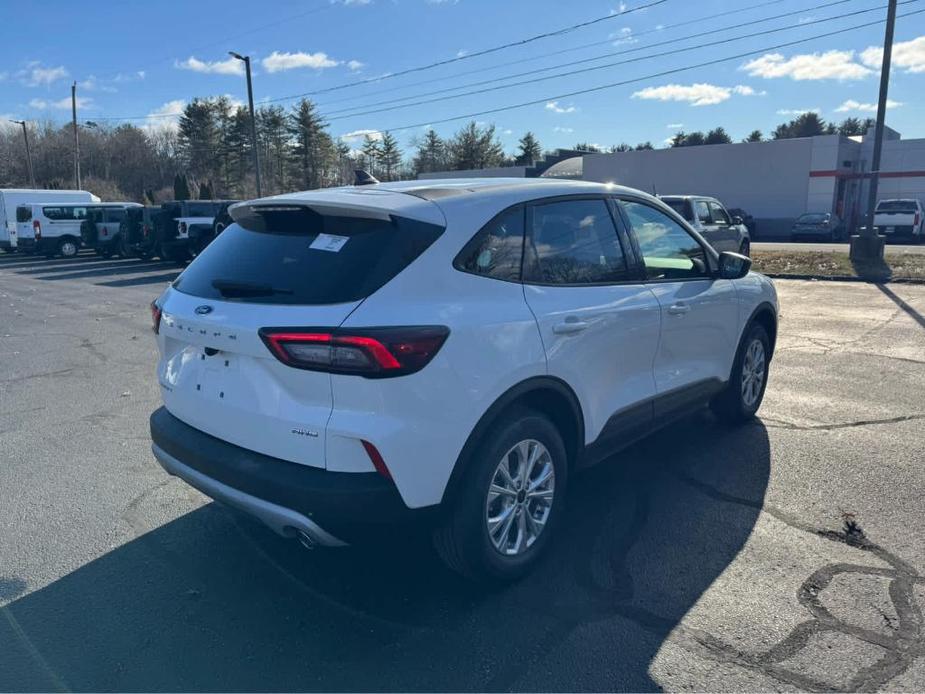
[142,224,150,238]
[915,212,920,227]
[33,220,41,239]
[151,301,162,334]
[259,326,449,377]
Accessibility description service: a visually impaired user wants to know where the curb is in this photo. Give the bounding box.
[763,273,925,285]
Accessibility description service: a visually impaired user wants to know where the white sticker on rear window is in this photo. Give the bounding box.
[309,234,349,252]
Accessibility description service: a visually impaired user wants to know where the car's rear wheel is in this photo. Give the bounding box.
[433,408,567,582]
[711,323,770,425]
[58,238,79,258]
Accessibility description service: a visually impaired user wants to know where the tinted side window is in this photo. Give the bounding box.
[663,199,693,222]
[42,207,68,220]
[618,200,709,281]
[694,200,711,224]
[104,209,127,223]
[709,202,730,225]
[16,206,32,222]
[455,206,524,282]
[525,199,628,285]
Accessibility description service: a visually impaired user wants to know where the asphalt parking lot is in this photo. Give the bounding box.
[1,251,924,692]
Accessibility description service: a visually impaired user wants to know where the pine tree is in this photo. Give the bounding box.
[413,129,447,174]
[704,127,732,145]
[745,130,763,143]
[173,173,191,200]
[517,131,542,165]
[377,132,402,181]
[610,143,632,152]
[287,99,334,190]
[257,105,289,195]
[773,112,828,139]
[361,135,382,176]
[448,121,503,170]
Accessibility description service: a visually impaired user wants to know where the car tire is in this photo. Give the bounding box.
[711,323,771,425]
[58,238,79,259]
[739,239,750,256]
[433,407,568,583]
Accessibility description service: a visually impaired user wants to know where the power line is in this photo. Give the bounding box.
[319,0,881,119]
[310,0,831,110]
[353,7,925,135]
[264,0,670,102]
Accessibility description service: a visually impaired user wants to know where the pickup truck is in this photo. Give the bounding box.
[873,199,924,242]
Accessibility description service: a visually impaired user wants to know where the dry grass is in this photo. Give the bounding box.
[751,250,925,281]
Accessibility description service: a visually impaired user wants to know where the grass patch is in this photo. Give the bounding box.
[751,250,925,281]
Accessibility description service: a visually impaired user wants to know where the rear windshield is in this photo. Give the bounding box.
[172,207,444,305]
[876,201,917,212]
[185,202,219,217]
[16,206,31,222]
[797,213,828,223]
[662,199,693,221]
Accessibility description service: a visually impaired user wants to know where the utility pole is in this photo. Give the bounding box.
[71,81,81,189]
[851,0,896,262]
[229,52,262,197]
[9,120,36,188]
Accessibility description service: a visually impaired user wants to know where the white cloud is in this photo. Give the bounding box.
[29,96,92,110]
[176,56,244,76]
[333,0,371,4]
[143,99,186,132]
[456,49,468,58]
[340,128,382,145]
[632,82,760,107]
[741,50,872,80]
[78,75,118,93]
[20,63,68,86]
[666,122,684,129]
[861,35,925,74]
[0,72,8,82]
[776,107,821,115]
[553,126,574,133]
[545,100,577,114]
[262,51,339,73]
[611,27,636,46]
[834,99,902,113]
[347,60,364,71]
[732,84,766,96]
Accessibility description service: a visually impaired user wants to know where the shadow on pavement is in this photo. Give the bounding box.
[876,283,925,330]
[0,414,770,692]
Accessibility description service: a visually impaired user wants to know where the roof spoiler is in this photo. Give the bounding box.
[354,169,380,186]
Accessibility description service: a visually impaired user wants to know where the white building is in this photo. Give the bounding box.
[420,127,925,239]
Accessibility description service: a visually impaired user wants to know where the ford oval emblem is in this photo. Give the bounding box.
[195,305,213,315]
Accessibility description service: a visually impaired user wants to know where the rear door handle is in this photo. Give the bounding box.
[552,320,589,335]
[667,302,690,316]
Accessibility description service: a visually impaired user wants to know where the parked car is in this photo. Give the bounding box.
[80,203,144,257]
[1,189,99,252]
[727,207,757,237]
[659,195,751,255]
[120,205,165,259]
[872,199,924,242]
[149,178,778,582]
[156,200,237,261]
[790,212,845,242]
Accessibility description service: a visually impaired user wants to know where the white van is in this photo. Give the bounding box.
[0,189,99,251]
[16,202,139,258]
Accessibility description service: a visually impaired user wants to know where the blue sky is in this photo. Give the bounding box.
[2,0,924,153]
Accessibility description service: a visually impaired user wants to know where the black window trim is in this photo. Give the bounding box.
[613,194,719,284]
[521,194,640,288]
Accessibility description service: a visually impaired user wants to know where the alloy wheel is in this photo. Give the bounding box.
[741,338,766,407]
[485,439,555,556]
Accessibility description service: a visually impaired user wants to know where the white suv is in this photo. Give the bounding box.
[150,178,778,581]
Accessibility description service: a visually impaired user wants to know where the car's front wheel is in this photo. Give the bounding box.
[433,408,567,582]
[711,323,770,425]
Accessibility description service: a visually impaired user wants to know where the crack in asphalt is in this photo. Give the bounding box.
[761,414,925,432]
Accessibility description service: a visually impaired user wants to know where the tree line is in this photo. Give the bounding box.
[0,100,879,202]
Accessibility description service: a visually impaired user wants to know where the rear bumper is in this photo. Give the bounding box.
[149,407,433,545]
[874,225,920,238]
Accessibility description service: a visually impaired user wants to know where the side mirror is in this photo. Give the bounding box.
[717,251,751,279]
[732,215,744,225]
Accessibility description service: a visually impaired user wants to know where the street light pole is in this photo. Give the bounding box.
[10,120,36,188]
[71,81,81,189]
[851,0,896,261]
[230,52,262,197]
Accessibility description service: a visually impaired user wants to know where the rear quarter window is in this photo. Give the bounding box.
[172,207,444,305]
[16,206,32,222]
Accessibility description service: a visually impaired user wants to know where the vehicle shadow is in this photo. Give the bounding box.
[0,413,770,692]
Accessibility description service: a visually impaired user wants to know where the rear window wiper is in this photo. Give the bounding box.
[211,279,294,297]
